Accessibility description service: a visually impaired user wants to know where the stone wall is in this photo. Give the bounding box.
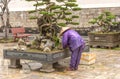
[0,7,120,28]
[0,11,37,28]
[78,7,120,28]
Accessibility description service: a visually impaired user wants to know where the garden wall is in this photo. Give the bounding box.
[0,7,120,28]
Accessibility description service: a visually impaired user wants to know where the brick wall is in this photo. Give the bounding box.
[0,7,120,28]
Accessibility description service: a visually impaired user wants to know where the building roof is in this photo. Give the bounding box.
[7,0,120,11]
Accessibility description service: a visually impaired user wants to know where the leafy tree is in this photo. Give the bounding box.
[0,0,11,39]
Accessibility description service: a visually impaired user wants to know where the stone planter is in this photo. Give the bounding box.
[88,32,120,48]
[3,49,70,72]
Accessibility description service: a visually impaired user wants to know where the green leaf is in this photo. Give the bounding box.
[56,0,65,2]
[51,5,61,10]
[65,2,78,7]
[98,14,104,20]
[52,36,60,47]
[64,18,72,21]
[28,10,36,13]
[60,7,68,10]
[72,15,79,18]
[58,23,66,27]
[72,7,81,11]
[39,11,48,15]
[64,12,72,15]
[112,22,119,25]
[33,3,45,6]
[47,13,55,16]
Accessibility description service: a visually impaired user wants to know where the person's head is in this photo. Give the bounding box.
[59,27,71,36]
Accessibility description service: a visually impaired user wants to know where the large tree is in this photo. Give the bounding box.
[0,0,11,39]
[26,0,81,50]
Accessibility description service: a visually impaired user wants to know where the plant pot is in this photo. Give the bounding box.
[3,49,70,72]
[88,32,120,48]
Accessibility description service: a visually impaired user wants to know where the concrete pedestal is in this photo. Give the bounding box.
[9,59,22,68]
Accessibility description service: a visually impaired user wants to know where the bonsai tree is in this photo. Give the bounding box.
[0,0,11,39]
[26,0,81,51]
[89,11,119,33]
[88,11,120,48]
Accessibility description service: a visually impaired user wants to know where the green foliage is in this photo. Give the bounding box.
[33,3,45,6]
[58,23,66,27]
[89,11,119,33]
[39,11,48,15]
[60,7,68,10]
[72,15,79,18]
[64,18,72,21]
[65,2,78,7]
[52,36,60,47]
[51,5,61,10]
[39,11,55,16]
[72,7,81,11]
[47,13,55,16]
[64,12,72,15]
[28,10,36,14]
[26,0,80,27]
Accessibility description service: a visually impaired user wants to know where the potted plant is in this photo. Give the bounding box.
[88,11,120,48]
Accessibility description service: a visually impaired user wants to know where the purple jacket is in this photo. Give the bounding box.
[62,29,85,51]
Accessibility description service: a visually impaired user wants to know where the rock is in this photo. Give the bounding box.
[20,69,31,74]
[40,42,45,50]
[18,38,26,45]
[44,39,54,48]
[18,45,27,51]
[43,47,51,52]
[22,62,42,71]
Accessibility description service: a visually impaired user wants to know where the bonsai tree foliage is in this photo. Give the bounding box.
[0,0,11,39]
[89,11,119,33]
[26,0,81,51]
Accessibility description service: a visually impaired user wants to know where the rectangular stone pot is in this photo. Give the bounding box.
[3,49,70,72]
[88,32,120,48]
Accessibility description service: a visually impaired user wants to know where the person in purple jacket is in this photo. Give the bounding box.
[60,27,85,71]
